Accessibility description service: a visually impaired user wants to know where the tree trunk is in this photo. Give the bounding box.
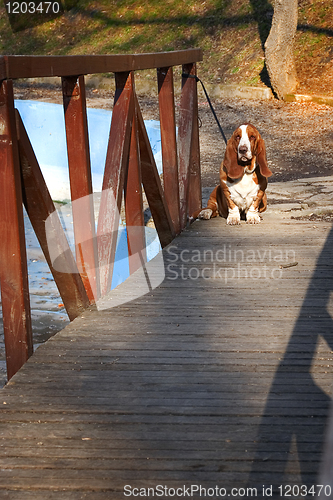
[265,0,299,100]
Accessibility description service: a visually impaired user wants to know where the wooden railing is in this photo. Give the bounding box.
[0,49,203,380]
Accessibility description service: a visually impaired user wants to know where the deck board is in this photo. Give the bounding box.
[0,213,333,498]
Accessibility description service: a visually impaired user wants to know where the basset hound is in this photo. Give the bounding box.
[197,124,272,225]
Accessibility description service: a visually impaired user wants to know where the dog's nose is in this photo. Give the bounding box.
[239,145,248,154]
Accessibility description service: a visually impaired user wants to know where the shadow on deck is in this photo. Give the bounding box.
[0,214,333,499]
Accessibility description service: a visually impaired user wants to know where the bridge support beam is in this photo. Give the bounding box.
[178,63,201,230]
[62,75,100,303]
[0,79,33,380]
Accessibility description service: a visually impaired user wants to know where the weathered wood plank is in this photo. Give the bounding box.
[4,50,203,79]
[0,442,322,460]
[0,456,319,474]
[0,493,115,500]
[0,470,319,487]
[0,436,323,452]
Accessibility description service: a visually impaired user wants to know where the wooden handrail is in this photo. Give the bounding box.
[0,49,202,380]
[0,49,202,79]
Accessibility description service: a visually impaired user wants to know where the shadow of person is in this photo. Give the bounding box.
[248,225,333,491]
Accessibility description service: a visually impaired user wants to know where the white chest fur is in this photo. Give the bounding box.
[226,173,259,212]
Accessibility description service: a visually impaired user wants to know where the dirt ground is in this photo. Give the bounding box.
[13,82,333,189]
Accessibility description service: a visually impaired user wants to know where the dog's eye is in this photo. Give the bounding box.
[250,135,256,141]
[236,135,241,141]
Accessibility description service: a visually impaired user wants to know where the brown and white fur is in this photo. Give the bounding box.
[197,124,272,225]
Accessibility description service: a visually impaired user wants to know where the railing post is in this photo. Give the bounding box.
[186,67,201,219]
[157,66,180,234]
[97,71,135,296]
[62,75,100,303]
[178,62,201,229]
[0,79,33,380]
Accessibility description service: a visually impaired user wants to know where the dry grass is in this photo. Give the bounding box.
[0,0,332,95]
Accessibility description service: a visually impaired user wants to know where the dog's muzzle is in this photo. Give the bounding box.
[238,145,252,162]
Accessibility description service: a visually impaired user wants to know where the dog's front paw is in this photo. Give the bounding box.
[227,207,241,225]
[246,207,261,224]
[198,208,213,220]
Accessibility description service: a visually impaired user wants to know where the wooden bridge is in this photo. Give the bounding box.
[0,50,333,499]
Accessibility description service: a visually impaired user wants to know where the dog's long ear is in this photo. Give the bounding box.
[223,136,243,179]
[256,134,272,178]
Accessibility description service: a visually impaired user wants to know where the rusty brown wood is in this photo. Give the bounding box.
[62,75,100,303]
[0,80,33,381]
[135,95,175,248]
[178,63,197,230]
[0,50,204,381]
[97,71,134,296]
[125,107,146,275]
[15,110,90,322]
[0,56,6,80]
[187,69,202,218]
[3,50,203,79]
[157,66,180,234]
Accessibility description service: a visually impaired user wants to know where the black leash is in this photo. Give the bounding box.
[182,73,228,145]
